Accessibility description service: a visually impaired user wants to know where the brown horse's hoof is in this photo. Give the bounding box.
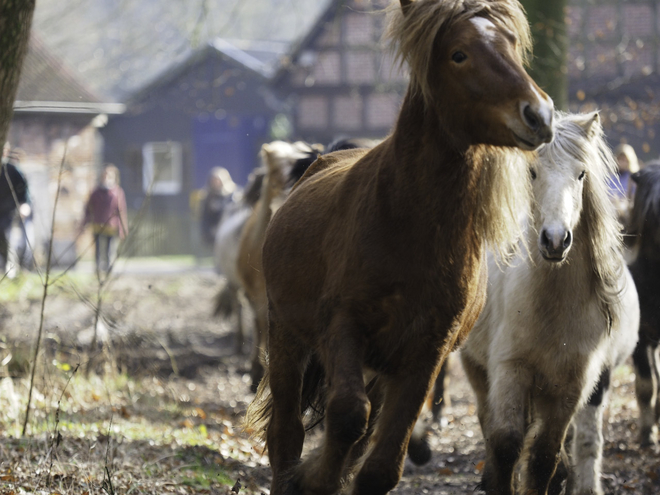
[407,434,432,466]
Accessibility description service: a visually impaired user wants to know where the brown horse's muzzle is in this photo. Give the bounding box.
[514,95,554,149]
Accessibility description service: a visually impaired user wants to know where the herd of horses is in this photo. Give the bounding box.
[207,1,660,494]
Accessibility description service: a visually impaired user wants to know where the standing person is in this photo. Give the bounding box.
[0,143,31,277]
[200,166,235,246]
[610,143,640,223]
[80,164,128,274]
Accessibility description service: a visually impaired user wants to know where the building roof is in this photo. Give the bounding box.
[210,38,286,78]
[125,38,284,105]
[14,37,124,115]
[32,0,332,102]
[271,0,344,85]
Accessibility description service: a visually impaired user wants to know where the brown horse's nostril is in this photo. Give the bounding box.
[523,104,541,132]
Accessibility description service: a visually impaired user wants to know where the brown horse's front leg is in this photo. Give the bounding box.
[266,318,308,495]
[349,363,438,495]
[293,313,370,495]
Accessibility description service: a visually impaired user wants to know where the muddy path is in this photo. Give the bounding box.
[0,269,658,494]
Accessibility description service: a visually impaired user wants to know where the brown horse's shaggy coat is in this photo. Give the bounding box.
[246,1,554,494]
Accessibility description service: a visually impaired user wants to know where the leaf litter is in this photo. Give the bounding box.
[0,271,657,494]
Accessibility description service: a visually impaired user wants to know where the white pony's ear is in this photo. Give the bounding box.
[400,0,413,13]
[575,111,601,138]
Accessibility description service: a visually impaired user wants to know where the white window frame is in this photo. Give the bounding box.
[142,141,182,195]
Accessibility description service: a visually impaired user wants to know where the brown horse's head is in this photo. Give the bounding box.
[390,0,553,150]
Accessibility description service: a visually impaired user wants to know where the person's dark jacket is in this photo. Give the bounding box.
[0,160,29,217]
[201,191,230,244]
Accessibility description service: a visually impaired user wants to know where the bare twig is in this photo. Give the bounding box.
[101,415,116,495]
[22,146,67,437]
[45,363,80,487]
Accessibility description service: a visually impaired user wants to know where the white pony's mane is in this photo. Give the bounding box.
[536,111,623,324]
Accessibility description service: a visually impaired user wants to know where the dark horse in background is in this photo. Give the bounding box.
[627,162,660,448]
[245,0,554,494]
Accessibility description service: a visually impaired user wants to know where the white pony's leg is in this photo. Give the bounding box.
[481,362,532,494]
[562,368,611,495]
[566,403,605,495]
[460,351,490,432]
[522,385,581,495]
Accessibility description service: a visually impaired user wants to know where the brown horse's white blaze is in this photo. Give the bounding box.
[245,1,553,494]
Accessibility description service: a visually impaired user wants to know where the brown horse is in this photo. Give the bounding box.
[237,141,320,390]
[245,1,554,494]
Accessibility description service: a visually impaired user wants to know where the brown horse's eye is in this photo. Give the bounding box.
[578,170,585,180]
[451,51,467,63]
[530,169,537,180]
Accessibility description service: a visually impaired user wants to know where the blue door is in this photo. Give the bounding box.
[192,115,268,188]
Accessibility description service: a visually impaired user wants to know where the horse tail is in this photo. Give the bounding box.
[213,281,236,317]
[243,362,273,441]
[243,353,327,442]
[300,353,327,430]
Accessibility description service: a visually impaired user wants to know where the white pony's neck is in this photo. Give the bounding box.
[528,220,594,305]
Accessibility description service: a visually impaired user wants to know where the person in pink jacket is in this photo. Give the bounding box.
[81,164,128,273]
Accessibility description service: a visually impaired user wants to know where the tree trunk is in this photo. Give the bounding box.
[522,0,569,111]
[0,0,37,148]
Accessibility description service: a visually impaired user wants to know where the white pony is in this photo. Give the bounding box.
[213,169,264,354]
[461,112,640,495]
[213,142,313,356]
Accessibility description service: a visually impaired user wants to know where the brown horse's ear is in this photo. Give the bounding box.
[575,111,600,137]
[400,0,413,14]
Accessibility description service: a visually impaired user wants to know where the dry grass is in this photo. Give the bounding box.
[1,269,658,495]
[0,366,269,495]
[0,269,270,495]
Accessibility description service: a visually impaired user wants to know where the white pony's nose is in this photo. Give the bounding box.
[539,227,572,261]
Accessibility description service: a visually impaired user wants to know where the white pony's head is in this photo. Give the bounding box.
[529,111,619,264]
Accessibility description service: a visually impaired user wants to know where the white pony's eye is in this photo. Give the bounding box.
[530,168,537,180]
[578,170,586,180]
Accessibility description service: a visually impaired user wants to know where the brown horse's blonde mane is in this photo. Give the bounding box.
[386,0,532,103]
[538,112,624,324]
[468,144,531,258]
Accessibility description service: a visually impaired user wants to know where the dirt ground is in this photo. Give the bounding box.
[0,268,658,494]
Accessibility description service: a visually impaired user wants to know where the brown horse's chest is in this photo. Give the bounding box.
[357,261,485,373]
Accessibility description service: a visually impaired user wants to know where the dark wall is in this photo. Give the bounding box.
[101,48,276,255]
